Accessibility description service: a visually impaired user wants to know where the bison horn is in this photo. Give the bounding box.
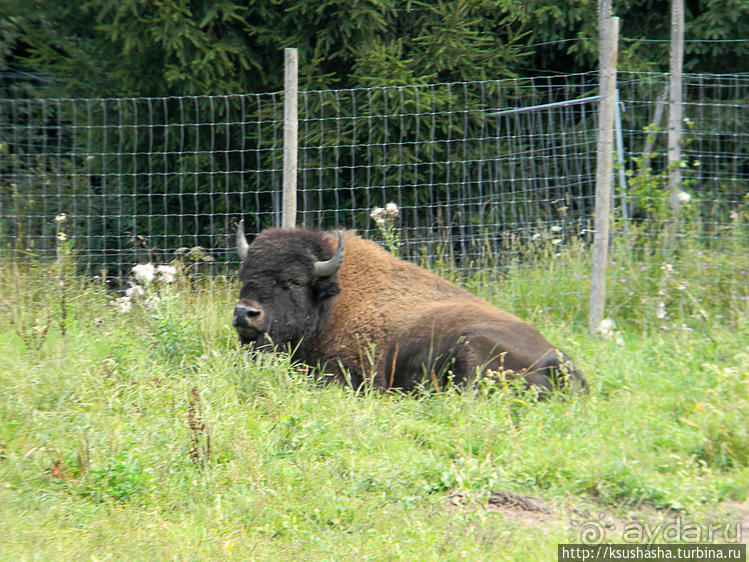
[313,231,345,277]
[236,219,250,262]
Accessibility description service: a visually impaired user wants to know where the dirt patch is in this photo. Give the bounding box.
[446,491,749,544]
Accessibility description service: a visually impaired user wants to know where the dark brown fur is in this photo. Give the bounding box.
[234,228,586,393]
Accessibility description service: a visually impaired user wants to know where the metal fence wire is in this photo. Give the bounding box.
[1,71,747,322]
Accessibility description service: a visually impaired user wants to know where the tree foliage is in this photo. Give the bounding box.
[3,0,748,97]
[612,0,749,73]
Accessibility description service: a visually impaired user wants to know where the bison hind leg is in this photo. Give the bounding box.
[453,331,586,397]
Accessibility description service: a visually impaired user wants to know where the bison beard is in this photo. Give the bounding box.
[233,225,586,394]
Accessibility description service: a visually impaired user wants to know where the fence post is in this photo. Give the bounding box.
[668,0,685,211]
[282,48,298,229]
[589,15,619,333]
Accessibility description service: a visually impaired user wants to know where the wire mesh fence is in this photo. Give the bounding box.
[613,72,748,327]
[1,71,747,325]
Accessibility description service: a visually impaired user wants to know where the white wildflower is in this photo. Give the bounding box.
[549,225,562,233]
[113,296,132,313]
[661,263,674,274]
[597,318,616,339]
[132,263,155,284]
[143,296,161,310]
[54,213,67,223]
[125,285,145,299]
[57,232,68,242]
[615,334,625,347]
[157,264,177,283]
[655,301,666,319]
[551,238,562,245]
[531,233,542,241]
[693,160,700,167]
[385,202,400,217]
[370,203,401,255]
[675,190,691,203]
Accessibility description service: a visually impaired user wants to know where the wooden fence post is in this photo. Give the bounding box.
[282,48,298,229]
[589,14,620,332]
[668,0,686,211]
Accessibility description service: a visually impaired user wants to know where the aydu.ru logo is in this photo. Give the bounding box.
[570,510,743,544]
[570,511,615,544]
[621,518,742,544]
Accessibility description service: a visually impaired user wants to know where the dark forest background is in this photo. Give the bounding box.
[2,0,748,97]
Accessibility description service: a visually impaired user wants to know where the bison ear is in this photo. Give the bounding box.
[312,278,341,301]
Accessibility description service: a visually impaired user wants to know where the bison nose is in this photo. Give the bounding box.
[233,302,262,328]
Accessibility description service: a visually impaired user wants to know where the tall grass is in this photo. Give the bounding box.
[458,207,749,334]
[0,231,747,560]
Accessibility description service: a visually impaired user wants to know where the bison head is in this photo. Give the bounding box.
[233,222,344,356]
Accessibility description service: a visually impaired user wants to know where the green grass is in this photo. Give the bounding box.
[1,249,748,560]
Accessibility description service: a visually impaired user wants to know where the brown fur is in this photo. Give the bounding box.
[302,231,584,391]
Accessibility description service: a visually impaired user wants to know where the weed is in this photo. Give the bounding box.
[145,288,204,365]
[86,448,149,503]
[10,305,52,354]
[54,213,72,337]
[370,203,401,255]
[689,350,749,469]
[187,386,211,470]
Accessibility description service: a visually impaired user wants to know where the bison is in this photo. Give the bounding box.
[233,223,586,393]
